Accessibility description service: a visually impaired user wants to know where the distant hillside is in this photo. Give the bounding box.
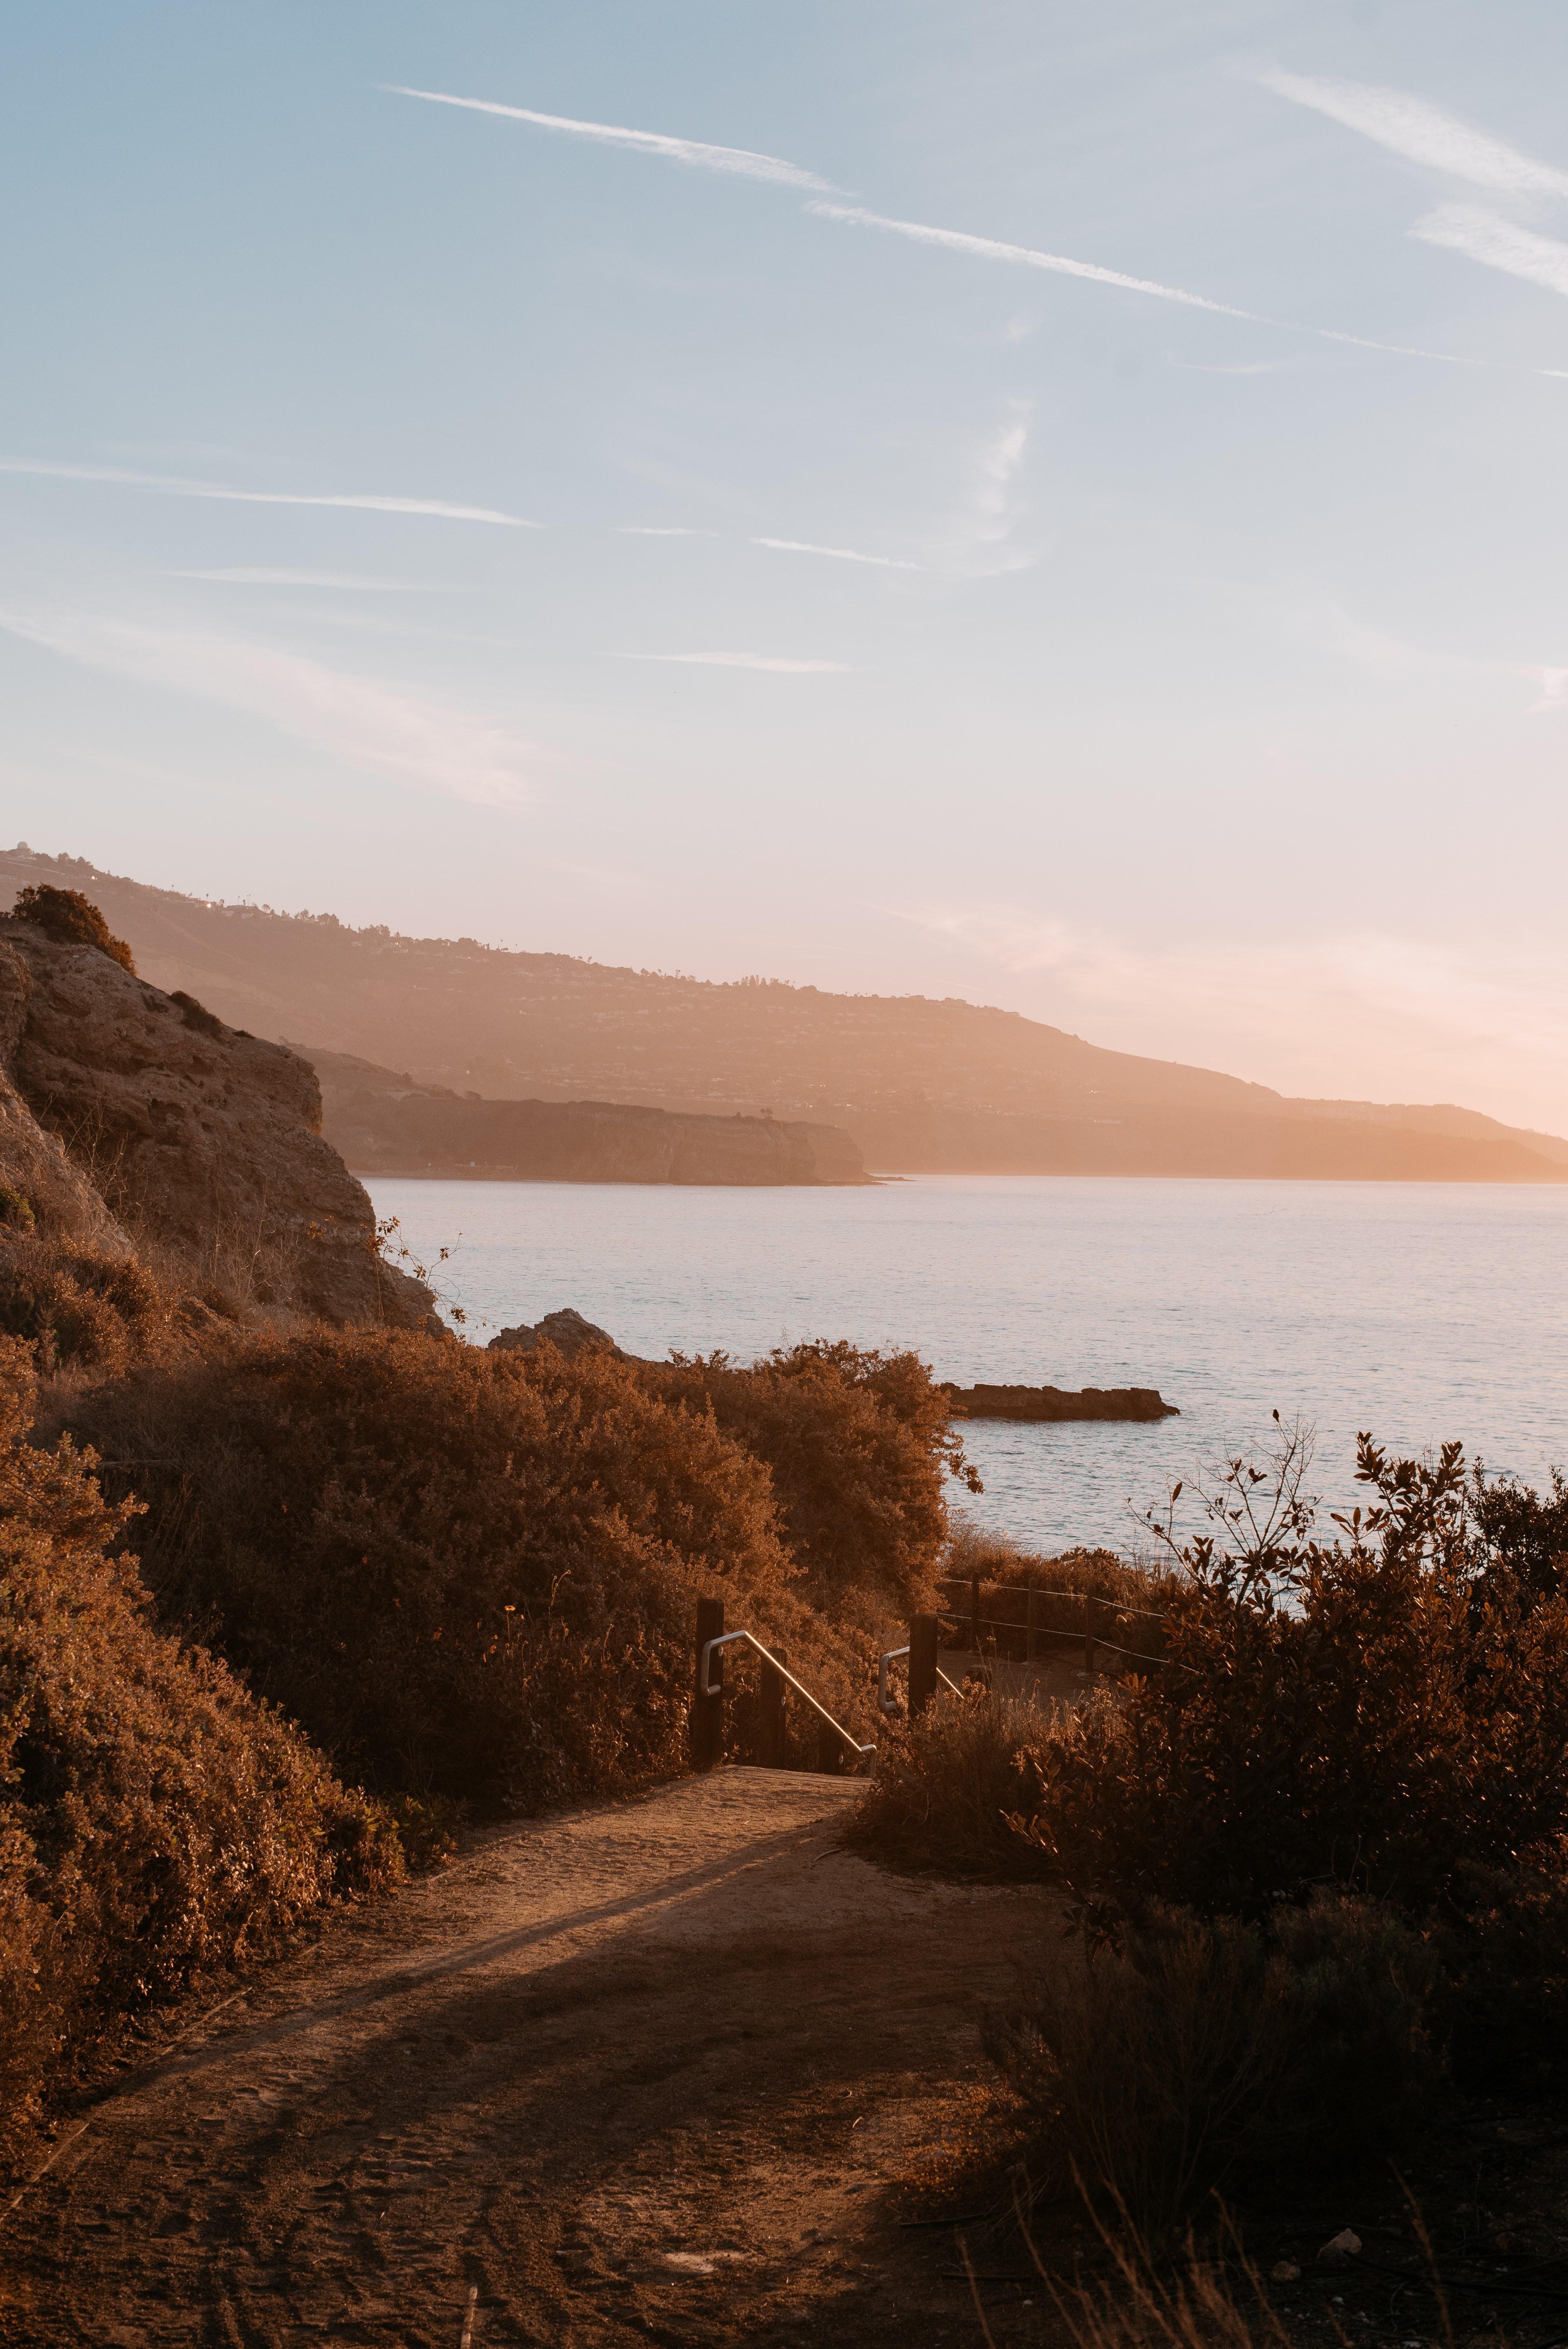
[309,1048,868,1186]
[7,843,1566,1183]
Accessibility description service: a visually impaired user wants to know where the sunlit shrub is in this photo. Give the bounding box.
[0,1340,396,2159]
[12,884,136,973]
[650,1339,978,1624]
[65,1330,878,1804]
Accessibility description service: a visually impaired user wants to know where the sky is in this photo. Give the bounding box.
[4,2,1568,1131]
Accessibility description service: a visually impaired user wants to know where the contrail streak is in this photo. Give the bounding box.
[809,201,1489,368]
[0,459,539,526]
[752,537,917,569]
[384,86,840,192]
[807,201,1262,317]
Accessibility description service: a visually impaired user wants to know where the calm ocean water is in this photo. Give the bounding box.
[368,1177,1568,1556]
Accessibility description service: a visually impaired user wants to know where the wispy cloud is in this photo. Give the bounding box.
[752,537,917,570]
[1411,204,1568,298]
[0,608,535,804]
[620,651,848,671]
[970,405,1031,541]
[0,459,539,527]
[1336,616,1568,714]
[930,401,1037,577]
[808,201,1259,318]
[384,86,840,193]
[1250,68,1568,203]
[618,525,718,537]
[172,569,448,589]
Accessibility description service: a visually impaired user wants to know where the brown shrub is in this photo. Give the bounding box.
[0,1340,397,2158]
[0,1233,178,1374]
[987,1897,1436,2236]
[649,1340,978,1625]
[846,1688,1046,1877]
[64,1329,879,1805]
[12,885,136,973]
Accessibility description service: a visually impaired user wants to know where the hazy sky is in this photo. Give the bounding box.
[5,3,1568,1129]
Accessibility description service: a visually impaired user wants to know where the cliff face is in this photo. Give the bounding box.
[0,920,435,1327]
[306,1049,870,1187]
[0,944,131,1250]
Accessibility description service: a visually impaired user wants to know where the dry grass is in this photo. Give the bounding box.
[985,1898,1436,2239]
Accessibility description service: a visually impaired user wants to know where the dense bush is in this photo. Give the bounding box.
[0,1340,397,2156]
[62,1329,881,1805]
[12,884,136,973]
[649,1340,978,1623]
[855,1428,1568,2224]
[0,1234,179,1374]
[987,1895,1436,2235]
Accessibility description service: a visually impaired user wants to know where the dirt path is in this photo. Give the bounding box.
[0,1768,1053,2349]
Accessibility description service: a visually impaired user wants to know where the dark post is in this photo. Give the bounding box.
[1082,1592,1098,1679]
[759,1646,787,1769]
[817,1717,845,1776]
[1026,1585,1037,1664]
[970,1576,981,1655]
[691,1596,725,1772]
[908,1613,939,1716]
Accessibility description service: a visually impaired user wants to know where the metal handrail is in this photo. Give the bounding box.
[699,1631,876,1760]
[936,1575,1173,1628]
[877,1645,965,1716]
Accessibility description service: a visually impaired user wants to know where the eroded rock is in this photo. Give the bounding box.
[0,918,435,1330]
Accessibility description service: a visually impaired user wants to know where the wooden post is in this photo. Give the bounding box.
[1026,1586,1037,1664]
[691,1596,725,1772]
[759,1646,787,1769]
[970,1575,981,1655]
[908,1613,938,1716]
[817,1716,845,1775]
[1082,1590,1097,1678]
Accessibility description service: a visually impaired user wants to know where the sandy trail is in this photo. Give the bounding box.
[0,1767,1052,2349]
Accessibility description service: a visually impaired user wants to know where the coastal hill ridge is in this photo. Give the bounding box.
[6,845,1563,1183]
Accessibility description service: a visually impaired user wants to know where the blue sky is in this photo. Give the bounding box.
[5,2,1568,1126]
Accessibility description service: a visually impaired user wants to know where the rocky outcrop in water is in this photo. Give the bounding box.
[942,1382,1179,1422]
[488,1308,632,1361]
[0,915,435,1329]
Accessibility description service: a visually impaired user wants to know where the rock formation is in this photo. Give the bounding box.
[305,1049,870,1186]
[941,1382,1179,1422]
[488,1308,632,1361]
[0,913,435,1329]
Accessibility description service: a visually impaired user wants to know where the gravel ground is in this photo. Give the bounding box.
[0,1767,1053,2348]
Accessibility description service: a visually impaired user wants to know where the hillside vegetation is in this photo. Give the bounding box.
[7,844,1563,1181]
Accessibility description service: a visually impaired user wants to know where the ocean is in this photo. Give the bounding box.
[366,1176,1568,1556]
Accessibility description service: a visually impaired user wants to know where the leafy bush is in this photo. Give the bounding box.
[649,1340,978,1624]
[12,885,136,973]
[0,1340,397,2157]
[872,1430,1568,1930]
[62,1329,879,1805]
[0,1234,177,1374]
[0,1190,34,1233]
[1469,1458,1568,1603]
[987,1896,1436,2235]
[856,1427,1568,2222]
